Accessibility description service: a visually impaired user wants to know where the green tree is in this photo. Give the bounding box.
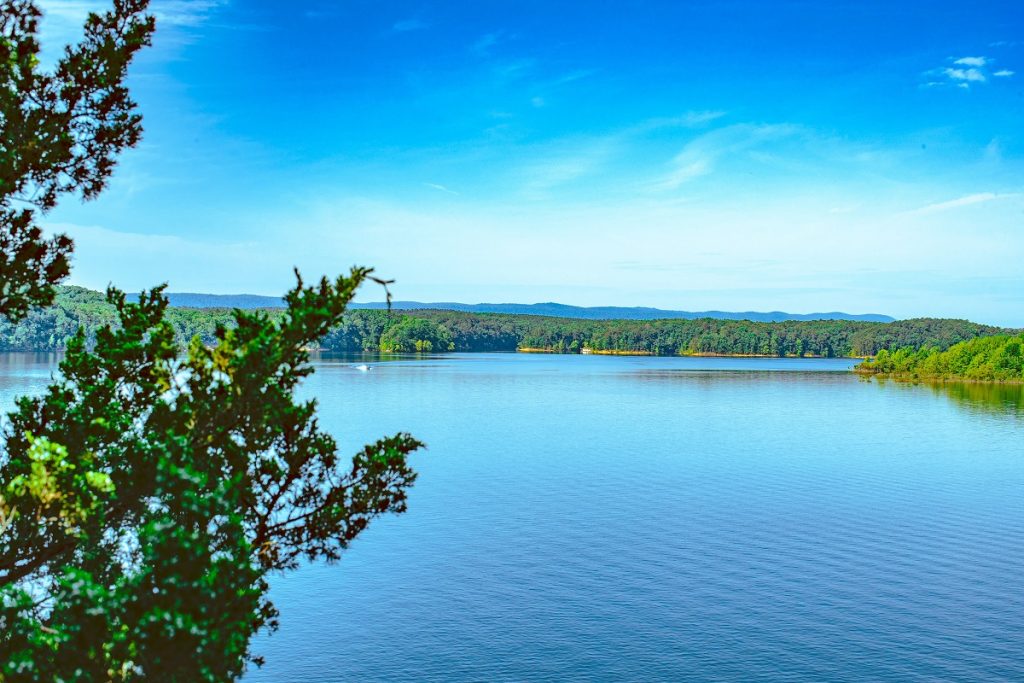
[378,316,454,353]
[0,2,422,679]
[1,275,421,680]
[0,0,153,319]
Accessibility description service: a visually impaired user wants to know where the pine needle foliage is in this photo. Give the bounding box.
[0,3,423,679]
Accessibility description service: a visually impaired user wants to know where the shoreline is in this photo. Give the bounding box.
[518,347,862,359]
[855,370,1024,385]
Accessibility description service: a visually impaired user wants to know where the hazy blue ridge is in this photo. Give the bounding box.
[133,293,894,323]
[126,292,287,310]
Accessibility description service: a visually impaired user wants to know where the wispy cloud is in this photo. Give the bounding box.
[944,67,986,83]
[40,0,226,29]
[478,113,732,199]
[152,1,227,27]
[677,111,727,127]
[656,159,712,189]
[548,69,597,86]
[907,192,1018,215]
[522,70,597,111]
[954,56,987,67]
[652,124,797,191]
[471,30,510,56]
[38,0,227,61]
[512,135,620,199]
[924,55,1014,89]
[392,18,428,33]
[493,58,537,81]
[627,111,727,134]
[423,182,459,195]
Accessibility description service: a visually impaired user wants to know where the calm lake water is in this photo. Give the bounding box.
[2,352,1023,681]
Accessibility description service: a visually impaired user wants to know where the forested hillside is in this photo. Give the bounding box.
[0,287,1009,357]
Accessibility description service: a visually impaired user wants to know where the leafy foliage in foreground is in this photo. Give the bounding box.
[0,270,422,680]
[0,3,422,678]
[0,0,153,319]
[0,288,1010,358]
[856,334,1024,382]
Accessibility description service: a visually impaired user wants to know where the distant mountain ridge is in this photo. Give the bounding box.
[144,293,894,323]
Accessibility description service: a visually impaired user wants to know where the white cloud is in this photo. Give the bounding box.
[151,1,227,27]
[652,123,797,191]
[630,111,727,132]
[655,159,712,190]
[944,67,986,82]
[906,192,1019,215]
[40,0,225,29]
[423,182,459,195]
[954,56,987,67]
[518,148,612,198]
[679,111,727,126]
[925,55,1017,89]
[202,187,1024,324]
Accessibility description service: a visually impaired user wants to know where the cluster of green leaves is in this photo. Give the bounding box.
[856,334,1024,382]
[379,316,454,353]
[0,293,1009,359]
[0,273,422,680]
[0,2,423,679]
[0,0,153,318]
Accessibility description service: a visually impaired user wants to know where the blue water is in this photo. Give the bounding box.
[2,353,1023,681]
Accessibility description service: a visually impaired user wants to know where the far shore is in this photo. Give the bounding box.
[517,347,863,359]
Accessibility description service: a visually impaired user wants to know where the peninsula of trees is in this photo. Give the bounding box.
[0,286,1011,358]
[855,335,1024,382]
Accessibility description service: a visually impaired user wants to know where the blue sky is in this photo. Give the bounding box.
[36,1,1024,325]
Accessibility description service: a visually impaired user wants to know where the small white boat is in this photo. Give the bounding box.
[353,364,371,372]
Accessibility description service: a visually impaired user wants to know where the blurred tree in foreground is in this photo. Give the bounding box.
[0,2,422,680]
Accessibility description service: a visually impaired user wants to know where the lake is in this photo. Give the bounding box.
[2,352,1022,681]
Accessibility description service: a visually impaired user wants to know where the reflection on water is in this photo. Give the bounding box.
[931,381,1024,416]
[0,351,1020,424]
[867,376,1024,420]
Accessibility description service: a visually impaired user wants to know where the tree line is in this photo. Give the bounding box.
[855,334,1024,382]
[1,286,1011,358]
